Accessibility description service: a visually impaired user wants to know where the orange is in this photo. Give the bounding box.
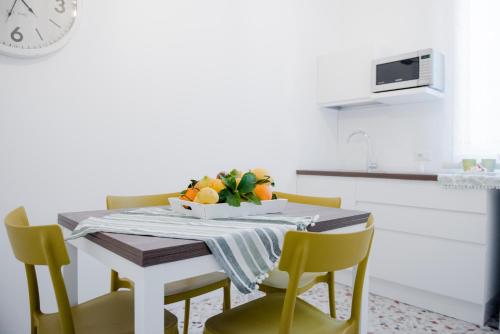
[210,179,226,193]
[180,188,198,201]
[254,184,272,200]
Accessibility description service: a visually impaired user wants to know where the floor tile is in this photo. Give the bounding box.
[166,283,499,334]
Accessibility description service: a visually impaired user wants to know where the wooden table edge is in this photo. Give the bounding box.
[58,207,370,267]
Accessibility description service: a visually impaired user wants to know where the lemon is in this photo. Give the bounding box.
[251,168,270,181]
[195,176,213,190]
[194,187,219,204]
[210,179,226,193]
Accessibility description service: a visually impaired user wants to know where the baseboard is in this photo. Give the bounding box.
[335,270,486,325]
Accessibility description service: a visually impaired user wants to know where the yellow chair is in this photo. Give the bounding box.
[4,206,179,334]
[204,215,374,334]
[106,193,181,212]
[260,191,342,318]
[106,193,231,334]
[274,191,341,208]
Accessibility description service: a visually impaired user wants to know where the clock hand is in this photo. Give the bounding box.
[6,0,19,21]
[20,0,36,17]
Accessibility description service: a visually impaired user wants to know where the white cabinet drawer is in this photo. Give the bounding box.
[297,175,357,209]
[371,229,486,304]
[356,202,487,244]
[356,179,487,213]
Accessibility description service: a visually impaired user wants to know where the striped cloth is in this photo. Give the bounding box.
[66,207,319,293]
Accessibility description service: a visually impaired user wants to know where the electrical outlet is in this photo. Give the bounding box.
[415,151,431,161]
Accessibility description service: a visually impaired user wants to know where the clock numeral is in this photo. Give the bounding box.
[55,0,65,13]
[10,27,23,43]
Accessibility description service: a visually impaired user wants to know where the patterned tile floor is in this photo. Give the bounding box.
[166,283,499,334]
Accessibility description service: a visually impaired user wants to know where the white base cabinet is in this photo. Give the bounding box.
[297,174,499,325]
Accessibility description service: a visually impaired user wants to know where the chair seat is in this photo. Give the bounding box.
[165,272,228,297]
[204,293,354,334]
[38,291,178,334]
[261,268,324,289]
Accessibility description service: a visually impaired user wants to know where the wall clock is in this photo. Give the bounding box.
[0,0,78,58]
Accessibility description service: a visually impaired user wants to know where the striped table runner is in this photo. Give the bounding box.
[66,207,319,293]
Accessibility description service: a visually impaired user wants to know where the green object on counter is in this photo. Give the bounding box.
[462,159,477,171]
[481,159,497,172]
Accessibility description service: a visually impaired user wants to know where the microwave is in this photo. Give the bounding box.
[372,48,444,93]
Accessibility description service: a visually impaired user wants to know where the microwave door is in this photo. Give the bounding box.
[373,57,420,92]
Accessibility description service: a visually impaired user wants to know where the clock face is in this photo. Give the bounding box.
[0,0,77,57]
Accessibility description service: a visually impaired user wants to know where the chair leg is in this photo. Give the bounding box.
[327,272,337,318]
[223,283,231,311]
[183,298,191,334]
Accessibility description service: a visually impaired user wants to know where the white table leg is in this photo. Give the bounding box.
[352,263,369,334]
[135,272,165,334]
[63,242,79,306]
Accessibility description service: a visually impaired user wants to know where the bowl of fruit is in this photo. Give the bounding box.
[169,168,288,219]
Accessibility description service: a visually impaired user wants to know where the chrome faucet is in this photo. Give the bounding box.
[347,130,378,172]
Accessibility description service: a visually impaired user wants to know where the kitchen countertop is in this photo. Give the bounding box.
[296,170,438,181]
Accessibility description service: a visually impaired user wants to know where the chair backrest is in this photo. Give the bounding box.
[106,192,180,291]
[274,191,341,208]
[278,215,374,334]
[4,207,75,334]
[106,192,181,210]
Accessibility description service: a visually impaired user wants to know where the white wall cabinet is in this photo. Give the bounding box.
[317,46,374,108]
[297,174,498,325]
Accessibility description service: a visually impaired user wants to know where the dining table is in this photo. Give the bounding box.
[58,202,371,334]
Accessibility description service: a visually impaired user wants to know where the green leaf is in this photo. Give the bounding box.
[218,188,230,203]
[229,169,241,177]
[226,191,241,207]
[220,174,237,191]
[187,179,198,188]
[244,192,262,205]
[256,176,274,186]
[272,193,278,200]
[237,172,257,193]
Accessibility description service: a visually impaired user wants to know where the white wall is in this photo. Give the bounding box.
[299,0,457,172]
[0,0,335,332]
